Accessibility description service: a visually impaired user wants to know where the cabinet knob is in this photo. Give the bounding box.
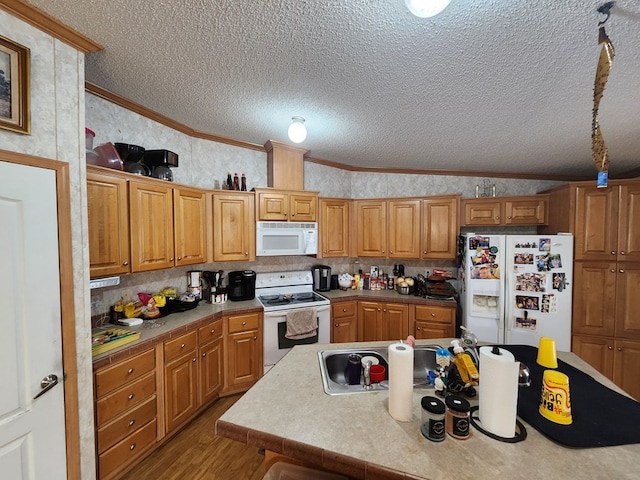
[181,343,186,348]
[130,444,136,451]
[253,336,257,340]
[608,346,613,350]
[342,308,347,312]
[242,321,246,326]
[192,357,197,362]
[382,250,385,253]
[128,394,134,400]
[284,212,288,216]
[128,368,134,374]
[620,251,626,255]
[178,256,182,260]
[170,257,174,261]
[619,269,625,273]
[610,269,616,273]
[611,251,616,255]
[495,216,500,220]
[211,329,215,334]
[390,250,393,254]
[617,347,622,352]
[123,261,129,266]
[291,213,295,216]
[383,309,387,312]
[129,420,135,427]
[417,327,421,331]
[202,352,207,357]
[507,216,512,219]
[245,252,249,256]
[431,313,436,317]
[424,251,427,254]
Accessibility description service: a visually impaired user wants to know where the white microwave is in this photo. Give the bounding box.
[256,221,318,256]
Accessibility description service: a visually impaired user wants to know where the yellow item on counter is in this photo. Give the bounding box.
[124,301,144,319]
[153,294,166,307]
[113,299,124,312]
[161,287,177,299]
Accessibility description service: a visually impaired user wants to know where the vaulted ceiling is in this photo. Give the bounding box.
[27,0,640,180]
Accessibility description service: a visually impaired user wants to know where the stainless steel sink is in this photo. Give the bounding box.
[318,345,442,395]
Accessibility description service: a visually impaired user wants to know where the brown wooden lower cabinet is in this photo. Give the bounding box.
[357,301,408,342]
[331,300,358,343]
[223,312,263,394]
[572,335,640,400]
[413,304,455,340]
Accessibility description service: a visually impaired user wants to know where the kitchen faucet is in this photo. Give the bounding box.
[363,360,373,390]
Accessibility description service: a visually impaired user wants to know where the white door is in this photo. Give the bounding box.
[0,161,67,478]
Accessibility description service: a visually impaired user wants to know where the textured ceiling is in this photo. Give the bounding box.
[26,0,640,179]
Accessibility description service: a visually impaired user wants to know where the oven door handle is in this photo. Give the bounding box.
[263,304,330,318]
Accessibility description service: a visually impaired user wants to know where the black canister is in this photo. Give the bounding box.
[421,396,446,442]
[345,354,362,385]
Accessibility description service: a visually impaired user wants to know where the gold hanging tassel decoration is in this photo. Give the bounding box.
[592,3,616,187]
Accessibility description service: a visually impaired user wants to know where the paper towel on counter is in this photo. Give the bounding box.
[479,346,520,438]
[388,342,414,422]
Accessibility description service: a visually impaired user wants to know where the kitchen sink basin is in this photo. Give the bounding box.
[318,345,441,395]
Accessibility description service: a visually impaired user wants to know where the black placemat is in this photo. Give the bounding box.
[499,345,640,448]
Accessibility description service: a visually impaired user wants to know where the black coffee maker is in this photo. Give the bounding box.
[201,270,223,303]
[227,270,256,301]
[311,265,331,292]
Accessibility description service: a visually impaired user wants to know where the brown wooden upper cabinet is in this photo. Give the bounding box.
[319,198,351,258]
[421,195,459,259]
[212,191,255,261]
[87,169,131,278]
[460,195,548,226]
[254,187,318,222]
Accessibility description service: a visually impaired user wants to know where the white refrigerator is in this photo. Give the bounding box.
[459,233,573,351]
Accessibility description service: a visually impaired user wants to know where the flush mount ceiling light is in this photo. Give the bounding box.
[288,116,307,143]
[405,0,451,18]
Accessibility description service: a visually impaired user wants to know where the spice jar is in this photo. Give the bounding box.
[445,395,471,439]
[421,396,445,442]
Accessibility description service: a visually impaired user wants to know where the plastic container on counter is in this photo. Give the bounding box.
[421,396,446,442]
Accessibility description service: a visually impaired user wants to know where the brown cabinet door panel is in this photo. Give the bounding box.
[617,184,640,262]
[614,263,640,340]
[213,192,254,261]
[421,196,459,259]
[388,200,421,259]
[199,338,223,404]
[382,304,409,341]
[173,188,207,266]
[613,340,640,401]
[320,199,350,257]
[574,185,618,260]
[356,201,387,257]
[572,262,617,336]
[572,335,614,380]
[164,352,198,433]
[358,301,381,342]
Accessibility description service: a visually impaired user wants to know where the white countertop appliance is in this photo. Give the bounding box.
[256,270,330,373]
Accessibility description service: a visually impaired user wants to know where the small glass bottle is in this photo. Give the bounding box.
[421,396,445,442]
[445,395,471,439]
[241,173,247,191]
[226,172,233,190]
[233,173,240,190]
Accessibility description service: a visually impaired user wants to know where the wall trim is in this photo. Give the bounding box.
[0,149,81,480]
[0,0,101,53]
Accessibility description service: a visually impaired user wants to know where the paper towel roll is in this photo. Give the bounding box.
[388,342,414,422]
[479,346,520,438]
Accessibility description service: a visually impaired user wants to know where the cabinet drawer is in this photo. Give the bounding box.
[98,419,157,480]
[199,318,223,343]
[415,305,454,324]
[97,395,156,454]
[228,313,260,333]
[96,372,156,425]
[332,302,356,319]
[164,331,197,362]
[94,349,155,398]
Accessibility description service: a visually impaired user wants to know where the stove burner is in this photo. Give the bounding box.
[295,292,315,301]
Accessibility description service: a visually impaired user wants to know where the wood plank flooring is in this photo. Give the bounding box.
[121,394,266,480]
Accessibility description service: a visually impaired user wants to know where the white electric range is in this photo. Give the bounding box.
[255,271,330,373]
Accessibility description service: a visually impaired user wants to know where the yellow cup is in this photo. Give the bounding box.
[539,370,572,425]
[536,337,558,368]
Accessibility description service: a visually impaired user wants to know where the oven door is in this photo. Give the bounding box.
[263,304,330,372]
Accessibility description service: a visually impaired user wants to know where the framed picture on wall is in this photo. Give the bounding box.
[0,35,30,134]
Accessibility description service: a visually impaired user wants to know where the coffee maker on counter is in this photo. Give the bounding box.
[311,265,331,292]
[187,270,203,299]
[202,270,224,303]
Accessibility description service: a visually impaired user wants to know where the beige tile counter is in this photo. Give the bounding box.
[216,339,640,480]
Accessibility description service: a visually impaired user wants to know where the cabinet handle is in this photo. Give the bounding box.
[342,308,347,312]
[608,346,613,350]
[507,216,512,219]
[431,313,436,317]
[130,444,136,451]
[128,394,134,400]
[611,251,616,255]
[210,329,215,334]
[495,216,500,220]
[382,250,385,253]
[291,213,295,216]
[181,343,186,348]
[335,324,339,327]
[417,327,421,331]
[242,321,246,326]
[202,352,207,357]
[383,309,387,312]
[178,256,182,260]
[610,269,616,273]
[170,257,174,261]
[128,368,134,374]
[129,420,135,427]
[284,212,288,216]
[390,250,393,254]
[619,269,625,273]
[254,336,257,340]
[620,251,625,255]
[123,261,129,266]
[192,357,197,362]
[617,347,622,352]
[245,252,249,256]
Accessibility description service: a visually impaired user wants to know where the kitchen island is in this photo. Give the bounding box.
[216,339,640,480]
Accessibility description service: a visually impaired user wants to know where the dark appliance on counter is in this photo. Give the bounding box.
[311,265,331,292]
[330,274,339,290]
[227,270,256,301]
[142,149,179,181]
[201,270,224,303]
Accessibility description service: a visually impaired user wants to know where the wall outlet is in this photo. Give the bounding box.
[121,289,132,302]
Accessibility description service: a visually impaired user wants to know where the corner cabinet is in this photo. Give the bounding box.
[253,187,318,222]
[212,191,255,261]
[460,195,548,226]
[223,311,263,395]
[319,198,352,258]
[87,170,131,278]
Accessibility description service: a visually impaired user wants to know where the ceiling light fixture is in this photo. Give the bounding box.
[288,116,307,143]
[405,0,451,18]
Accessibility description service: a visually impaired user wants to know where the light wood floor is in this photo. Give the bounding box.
[121,394,266,480]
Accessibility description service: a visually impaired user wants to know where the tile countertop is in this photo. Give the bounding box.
[216,339,640,480]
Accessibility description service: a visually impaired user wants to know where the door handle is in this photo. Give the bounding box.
[33,374,59,399]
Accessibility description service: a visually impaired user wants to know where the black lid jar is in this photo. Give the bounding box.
[445,395,471,439]
[421,396,446,442]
